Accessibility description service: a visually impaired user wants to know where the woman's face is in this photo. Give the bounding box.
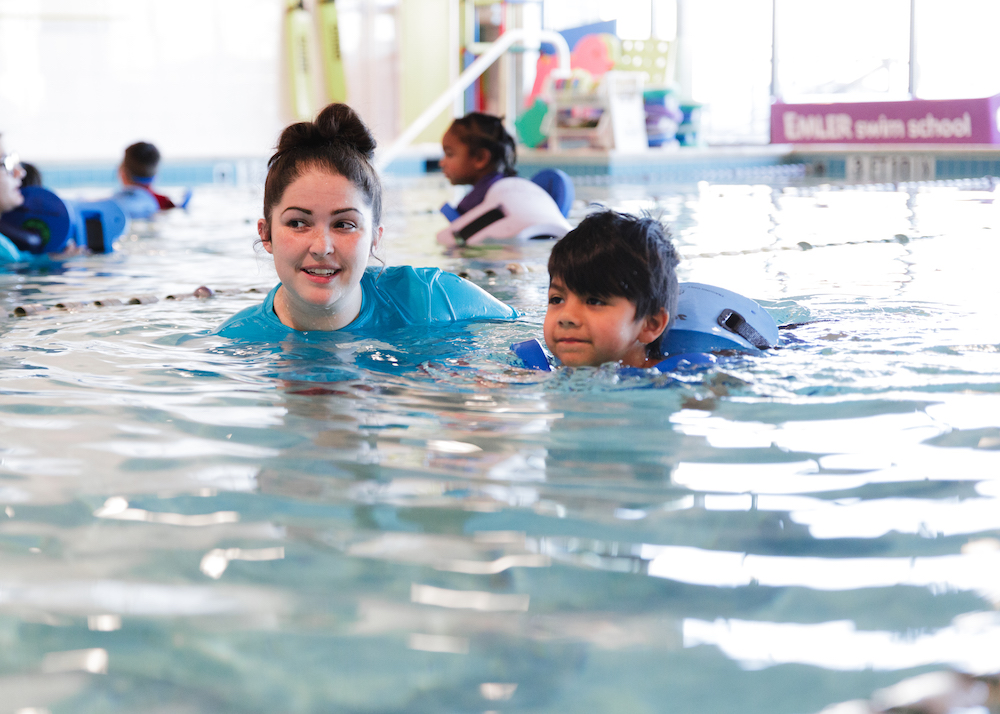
[261,166,382,331]
[0,140,25,214]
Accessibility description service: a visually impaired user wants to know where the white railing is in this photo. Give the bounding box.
[375,28,571,172]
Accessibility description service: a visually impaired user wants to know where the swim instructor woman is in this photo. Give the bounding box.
[216,103,516,339]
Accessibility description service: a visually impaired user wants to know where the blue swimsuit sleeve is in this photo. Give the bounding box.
[655,352,718,372]
[430,270,518,321]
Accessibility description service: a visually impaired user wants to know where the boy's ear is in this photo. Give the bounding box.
[639,308,670,345]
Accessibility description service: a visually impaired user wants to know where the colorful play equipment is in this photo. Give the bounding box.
[644,88,683,148]
[519,30,677,151]
[616,39,674,88]
[376,28,571,171]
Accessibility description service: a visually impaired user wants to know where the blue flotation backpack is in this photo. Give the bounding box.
[0,186,127,259]
[511,282,779,372]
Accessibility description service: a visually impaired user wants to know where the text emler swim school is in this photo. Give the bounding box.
[783,111,973,142]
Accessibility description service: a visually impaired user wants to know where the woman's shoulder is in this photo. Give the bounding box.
[213,285,289,339]
[357,265,516,326]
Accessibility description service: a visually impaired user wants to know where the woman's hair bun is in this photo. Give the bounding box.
[317,103,377,159]
[274,103,377,160]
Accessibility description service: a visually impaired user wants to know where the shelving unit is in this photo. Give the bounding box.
[542,71,649,152]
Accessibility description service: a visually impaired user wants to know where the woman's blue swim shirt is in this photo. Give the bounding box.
[214,265,518,340]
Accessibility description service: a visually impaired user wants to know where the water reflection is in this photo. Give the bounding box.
[0,180,998,711]
[684,614,1000,674]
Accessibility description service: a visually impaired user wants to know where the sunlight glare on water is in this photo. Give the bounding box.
[0,176,998,712]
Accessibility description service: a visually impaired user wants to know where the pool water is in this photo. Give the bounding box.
[1,176,999,713]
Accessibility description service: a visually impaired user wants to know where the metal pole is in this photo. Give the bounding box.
[376,28,571,172]
[674,0,693,102]
[908,0,917,98]
[451,0,463,119]
[770,0,780,102]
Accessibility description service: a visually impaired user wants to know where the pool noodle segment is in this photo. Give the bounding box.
[318,0,347,102]
[286,0,317,121]
[0,186,72,253]
[68,197,127,253]
[0,187,127,254]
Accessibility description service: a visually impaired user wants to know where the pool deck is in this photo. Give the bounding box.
[385,142,1000,184]
[33,143,1000,189]
[519,143,1000,183]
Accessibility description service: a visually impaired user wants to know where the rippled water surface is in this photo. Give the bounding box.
[1,177,999,713]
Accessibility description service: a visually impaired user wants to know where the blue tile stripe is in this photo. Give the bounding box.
[32,152,1000,189]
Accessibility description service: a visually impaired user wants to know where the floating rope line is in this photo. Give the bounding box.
[9,286,267,318]
[680,231,932,261]
[785,174,998,196]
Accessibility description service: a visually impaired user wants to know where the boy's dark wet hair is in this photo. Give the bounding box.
[548,209,680,358]
[262,102,382,240]
[122,142,161,181]
[447,113,517,177]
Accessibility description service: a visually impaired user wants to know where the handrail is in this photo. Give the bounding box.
[375,28,571,172]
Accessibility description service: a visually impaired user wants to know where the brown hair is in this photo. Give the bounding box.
[261,103,382,241]
[123,142,160,180]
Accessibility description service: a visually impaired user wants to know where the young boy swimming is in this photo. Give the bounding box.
[114,141,178,218]
[543,209,679,369]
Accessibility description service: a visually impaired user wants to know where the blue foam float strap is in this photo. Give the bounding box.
[717,309,771,350]
[616,352,717,377]
[511,338,553,371]
[440,203,461,222]
[655,352,718,372]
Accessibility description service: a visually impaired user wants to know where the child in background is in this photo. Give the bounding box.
[437,113,571,246]
[440,113,517,215]
[542,210,679,368]
[20,162,41,187]
[114,141,176,218]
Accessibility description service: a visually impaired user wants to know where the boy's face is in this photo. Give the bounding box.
[544,278,666,368]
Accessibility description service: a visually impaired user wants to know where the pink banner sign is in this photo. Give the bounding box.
[771,95,1000,144]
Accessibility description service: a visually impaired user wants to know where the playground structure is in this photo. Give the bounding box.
[379,3,689,172]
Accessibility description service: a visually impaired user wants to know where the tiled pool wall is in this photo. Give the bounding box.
[35,159,270,190]
[34,146,1000,189]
